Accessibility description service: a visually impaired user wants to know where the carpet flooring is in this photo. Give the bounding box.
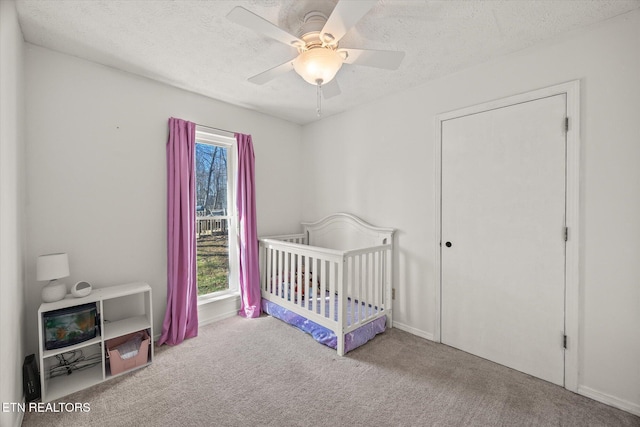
[22,315,640,427]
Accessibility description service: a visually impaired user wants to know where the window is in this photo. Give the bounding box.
[194,127,238,298]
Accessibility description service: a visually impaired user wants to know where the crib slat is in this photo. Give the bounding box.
[371,251,376,318]
[329,261,336,321]
[272,249,277,297]
[370,252,375,317]
[279,250,284,299]
[320,260,327,318]
[265,246,272,294]
[382,248,388,309]
[385,247,391,313]
[369,257,373,321]
[347,256,353,326]
[352,256,356,325]
[349,255,355,325]
[357,254,363,323]
[337,257,346,356]
[366,253,371,321]
[275,250,280,299]
[357,253,362,322]
[378,251,384,310]
[371,251,377,315]
[373,251,378,317]
[308,256,314,313]
[274,250,279,299]
[306,255,311,309]
[259,243,264,291]
[376,250,381,314]
[297,255,303,308]
[364,252,370,322]
[376,250,382,312]
[357,255,366,323]
[311,257,318,313]
[284,249,290,302]
[287,253,298,304]
[271,249,277,297]
[357,255,363,324]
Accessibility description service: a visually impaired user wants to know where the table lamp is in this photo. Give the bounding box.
[37,253,70,303]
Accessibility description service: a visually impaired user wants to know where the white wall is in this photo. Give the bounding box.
[0,1,26,426]
[24,45,303,357]
[301,10,640,414]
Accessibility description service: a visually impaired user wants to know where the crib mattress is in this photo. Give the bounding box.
[261,295,386,354]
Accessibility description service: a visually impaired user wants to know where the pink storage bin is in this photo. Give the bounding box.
[106,330,150,375]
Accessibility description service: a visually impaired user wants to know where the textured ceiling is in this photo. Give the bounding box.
[15,0,640,125]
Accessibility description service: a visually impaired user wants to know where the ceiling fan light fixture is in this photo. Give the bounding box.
[293,48,344,85]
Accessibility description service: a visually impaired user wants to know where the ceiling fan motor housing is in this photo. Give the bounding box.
[298,12,329,44]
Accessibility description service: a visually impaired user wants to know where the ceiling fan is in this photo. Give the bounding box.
[227,0,405,114]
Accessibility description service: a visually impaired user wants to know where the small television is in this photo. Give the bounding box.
[43,303,99,350]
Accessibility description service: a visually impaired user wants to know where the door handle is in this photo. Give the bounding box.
[445,242,452,247]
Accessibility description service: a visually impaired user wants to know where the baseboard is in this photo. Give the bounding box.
[393,321,434,341]
[578,385,640,417]
[15,410,24,427]
[7,397,25,427]
[392,323,639,418]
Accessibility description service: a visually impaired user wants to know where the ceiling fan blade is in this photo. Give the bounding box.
[322,79,341,99]
[227,6,304,48]
[321,0,378,44]
[341,48,405,70]
[248,59,295,85]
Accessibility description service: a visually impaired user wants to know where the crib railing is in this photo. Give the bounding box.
[259,237,393,333]
[262,233,306,245]
[260,238,344,331]
[343,244,392,333]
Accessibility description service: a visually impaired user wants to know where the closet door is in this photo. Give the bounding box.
[441,94,567,385]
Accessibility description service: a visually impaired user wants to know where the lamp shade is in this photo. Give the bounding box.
[293,48,344,85]
[36,253,70,281]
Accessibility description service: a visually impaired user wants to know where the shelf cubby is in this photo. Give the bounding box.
[38,282,153,402]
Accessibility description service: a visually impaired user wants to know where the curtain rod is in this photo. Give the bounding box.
[195,123,236,138]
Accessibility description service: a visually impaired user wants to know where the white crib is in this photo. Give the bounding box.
[259,213,395,356]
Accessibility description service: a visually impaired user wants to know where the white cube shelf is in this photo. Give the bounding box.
[37,282,153,402]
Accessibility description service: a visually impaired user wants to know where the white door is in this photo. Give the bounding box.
[441,94,567,386]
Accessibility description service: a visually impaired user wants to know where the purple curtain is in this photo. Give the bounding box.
[158,117,198,346]
[236,133,261,318]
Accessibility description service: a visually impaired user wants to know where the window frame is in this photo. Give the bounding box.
[194,126,239,300]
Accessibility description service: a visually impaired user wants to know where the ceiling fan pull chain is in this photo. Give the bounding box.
[316,79,323,117]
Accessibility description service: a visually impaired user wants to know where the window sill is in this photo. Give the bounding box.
[197,291,241,327]
[197,291,240,306]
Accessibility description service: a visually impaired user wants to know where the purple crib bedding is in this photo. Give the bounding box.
[261,294,386,354]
